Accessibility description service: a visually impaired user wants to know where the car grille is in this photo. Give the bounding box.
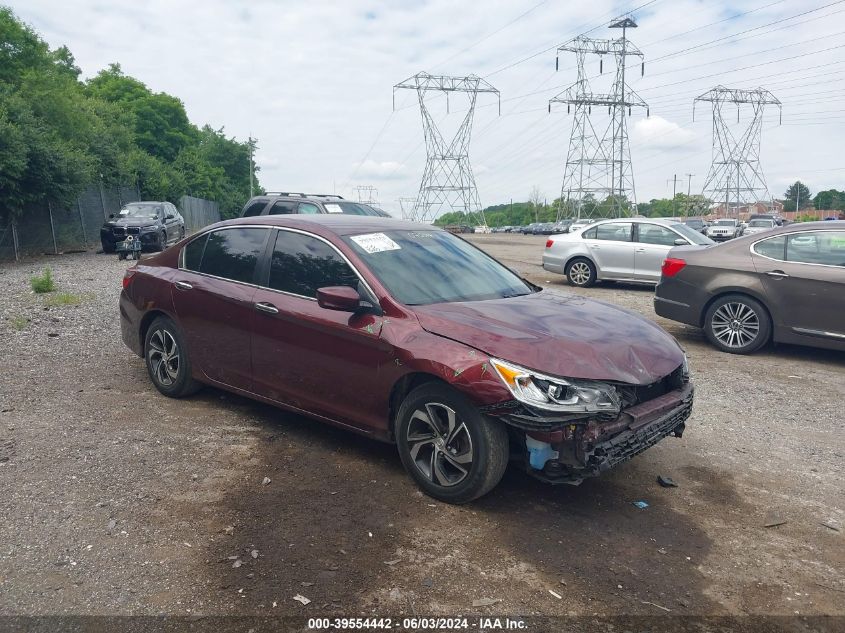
[616,365,686,410]
[112,227,125,238]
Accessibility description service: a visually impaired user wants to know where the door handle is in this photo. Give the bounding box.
[174,281,193,290]
[765,271,790,279]
[255,302,279,315]
[635,248,646,252]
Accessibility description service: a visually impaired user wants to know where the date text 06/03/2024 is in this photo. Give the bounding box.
[307,617,528,630]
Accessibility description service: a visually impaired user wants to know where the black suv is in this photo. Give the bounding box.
[240,193,392,218]
[101,201,185,253]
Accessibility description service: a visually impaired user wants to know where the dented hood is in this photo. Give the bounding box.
[412,290,684,386]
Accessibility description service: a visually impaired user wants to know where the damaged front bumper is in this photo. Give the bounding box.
[485,382,694,484]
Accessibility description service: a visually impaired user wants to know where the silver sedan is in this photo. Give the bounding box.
[542,218,714,287]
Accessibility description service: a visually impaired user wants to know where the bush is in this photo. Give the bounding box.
[30,267,55,293]
[43,292,83,307]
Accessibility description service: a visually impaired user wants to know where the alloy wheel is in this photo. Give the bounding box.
[406,403,473,487]
[569,261,592,285]
[711,302,760,349]
[147,328,180,386]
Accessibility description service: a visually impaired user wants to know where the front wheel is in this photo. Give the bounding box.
[395,383,509,504]
[144,316,202,397]
[704,294,771,354]
[566,257,597,287]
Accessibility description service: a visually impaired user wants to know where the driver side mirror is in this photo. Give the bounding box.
[108,214,115,219]
[317,286,361,312]
[674,238,687,246]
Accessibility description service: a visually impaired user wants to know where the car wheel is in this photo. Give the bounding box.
[102,241,115,254]
[565,257,597,287]
[144,317,201,398]
[395,383,509,504]
[179,226,185,240]
[704,294,771,355]
[157,231,167,251]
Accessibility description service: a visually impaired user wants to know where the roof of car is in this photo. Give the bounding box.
[210,213,435,236]
[585,217,684,227]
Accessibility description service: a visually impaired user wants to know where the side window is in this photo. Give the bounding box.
[638,224,680,246]
[268,200,298,215]
[242,201,267,217]
[786,231,845,267]
[582,227,597,239]
[595,222,633,242]
[268,231,359,298]
[298,202,320,215]
[199,228,269,284]
[182,234,208,271]
[752,235,785,260]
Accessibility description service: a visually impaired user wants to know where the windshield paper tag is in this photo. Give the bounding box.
[325,204,343,213]
[350,233,401,254]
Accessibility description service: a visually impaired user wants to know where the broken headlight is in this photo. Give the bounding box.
[490,358,621,414]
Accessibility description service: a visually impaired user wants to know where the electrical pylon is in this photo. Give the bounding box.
[354,185,379,205]
[394,72,499,225]
[694,86,782,216]
[397,197,418,221]
[550,17,648,220]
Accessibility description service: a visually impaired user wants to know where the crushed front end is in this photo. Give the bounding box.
[484,361,693,484]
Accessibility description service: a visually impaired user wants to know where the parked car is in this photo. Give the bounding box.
[741,218,776,236]
[120,215,693,503]
[568,218,595,232]
[241,193,391,218]
[655,221,845,354]
[100,201,185,254]
[474,225,492,234]
[552,220,573,234]
[543,218,714,287]
[682,219,708,234]
[522,223,541,234]
[536,223,557,235]
[705,218,741,241]
[748,213,782,226]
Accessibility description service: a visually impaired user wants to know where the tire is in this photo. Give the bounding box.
[179,226,186,240]
[565,257,597,288]
[118,252,127,261]
[102,241,115,254]
[157,231,167,251]
[395,383,509,504]
[144,316,202,398]
[704,294,771,355]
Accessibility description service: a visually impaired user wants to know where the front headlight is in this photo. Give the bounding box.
[490,358,620,414]
[681,354,691,381]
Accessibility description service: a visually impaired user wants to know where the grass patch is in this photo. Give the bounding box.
[30,267,56,293]
[43,292,83,307]
[10,316,28,331]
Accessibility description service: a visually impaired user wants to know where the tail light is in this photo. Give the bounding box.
[122,268,137,290]
[545,239,554,248]
[661,258,687,277]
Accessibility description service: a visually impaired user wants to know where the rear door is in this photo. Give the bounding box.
[634,223,683,282]
[753,230,845,339]
[250,229,393,431]
[582,222,635,279]
[171,227,271,390]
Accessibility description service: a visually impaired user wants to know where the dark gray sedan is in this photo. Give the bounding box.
[655,221,845,354]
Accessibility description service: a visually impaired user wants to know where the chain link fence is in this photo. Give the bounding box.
[0,187,221,261]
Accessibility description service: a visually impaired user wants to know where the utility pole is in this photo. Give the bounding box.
[795,183,800,215]
[667,174,678,216]
[685,173,694,217]
[248,134,256,198]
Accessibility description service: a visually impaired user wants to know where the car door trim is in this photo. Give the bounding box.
[792,327,845,340]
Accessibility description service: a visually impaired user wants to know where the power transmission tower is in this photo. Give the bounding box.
[694,86,782,216]
[397,197,418,221]
[354,185,379,205]
[550,17,647,221]
[394,72,500,225]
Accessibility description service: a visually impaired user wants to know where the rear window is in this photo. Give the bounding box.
[753,235,786,260]
[325,202,384,216]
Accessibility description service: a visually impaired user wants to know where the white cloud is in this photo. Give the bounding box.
[352,159,407,180]
[631,116,695,150]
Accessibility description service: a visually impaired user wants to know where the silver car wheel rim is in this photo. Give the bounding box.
[406,403,473,488]
[148,329,180,386]
[711,302,760,349]
[569,262,591,285]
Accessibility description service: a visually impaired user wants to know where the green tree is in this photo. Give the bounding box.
[783,181,811,212]
[812,189,845,211]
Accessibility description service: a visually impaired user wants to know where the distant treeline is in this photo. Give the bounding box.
[0,7,259,220]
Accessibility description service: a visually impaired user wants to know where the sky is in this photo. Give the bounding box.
[9,0,845,216]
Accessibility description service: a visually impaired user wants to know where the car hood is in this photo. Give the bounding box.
[412,291,684,385]
[104,218,157,228]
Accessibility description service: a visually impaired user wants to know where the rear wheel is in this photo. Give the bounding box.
[144,316,201,397]
[565,257,597,288]
[704,294,771,354]
[395,383,509,504]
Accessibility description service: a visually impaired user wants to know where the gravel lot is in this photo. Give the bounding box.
[0,234,842,619]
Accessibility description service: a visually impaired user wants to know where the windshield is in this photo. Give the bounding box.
[119,204,161,219]
[748,219,773,227]
[714,219,735,226]
[670,223,714,245]
[325,201,386,216]
[343,230,535,306]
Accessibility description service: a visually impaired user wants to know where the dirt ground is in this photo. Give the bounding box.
[0,234,842,621]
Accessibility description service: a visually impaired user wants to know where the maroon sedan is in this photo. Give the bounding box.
[120,215,693,503]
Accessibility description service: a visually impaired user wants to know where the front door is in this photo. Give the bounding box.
[250,229,394,432]
[171,227,271,390]
[634,223,683,282]
[753,230,845,338]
